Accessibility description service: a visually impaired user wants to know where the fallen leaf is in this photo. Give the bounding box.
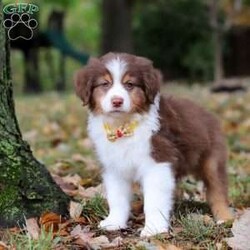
[59,217,87,237]
[70,225,95,245]
[23,129,38,142]
[216,242,223,250]
[226,209,250,250]
[136,241,159,250]
[152,238,182,250]
[78,184,105,198]
[77,138,94,150]
[89,235,110,249]
[62,174,82,187]
[69,201,83,219]
[164,245,182,250]
[25,218,40,240]
[39,212,62,232]
[52,174,78,196]
[203,214,214,225]
[0,241,8,250]
[109,236,123,248]
[52,174,72,188]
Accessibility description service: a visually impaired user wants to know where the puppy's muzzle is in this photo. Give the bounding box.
[111,96,124,108]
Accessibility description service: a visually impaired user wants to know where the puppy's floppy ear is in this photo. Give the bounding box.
[136,56,162,104]
[74,68,90,105]
[144,68,162,103]
[74,57,99,105]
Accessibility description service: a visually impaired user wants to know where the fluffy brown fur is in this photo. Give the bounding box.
[152,96,232,220]
[74,52,233,221]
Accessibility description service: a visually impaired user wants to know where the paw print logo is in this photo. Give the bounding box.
[3,13,38,40]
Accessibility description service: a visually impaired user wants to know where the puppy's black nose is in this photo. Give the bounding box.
[112,96,124,108]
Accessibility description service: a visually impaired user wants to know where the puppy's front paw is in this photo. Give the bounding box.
[140,226,168,237]
[99,217,127,231]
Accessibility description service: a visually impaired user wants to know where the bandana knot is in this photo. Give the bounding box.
[103,121,139,142]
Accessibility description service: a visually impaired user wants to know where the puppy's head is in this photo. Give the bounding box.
[74,52,162,116]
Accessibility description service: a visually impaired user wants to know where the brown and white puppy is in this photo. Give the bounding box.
[74,52,233,237]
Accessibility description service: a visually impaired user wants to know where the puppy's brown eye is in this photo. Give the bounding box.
[100,82,110,88]
[124,81,134,90]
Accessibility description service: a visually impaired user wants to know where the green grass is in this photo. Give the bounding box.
[81,195,108,224]
[2,85,248,249]
[175,213,232,248]
[178,214,215,243]
[6,227,55,250]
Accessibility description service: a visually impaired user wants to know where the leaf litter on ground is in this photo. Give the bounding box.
[226,209,250,250]
[1,84,249,249]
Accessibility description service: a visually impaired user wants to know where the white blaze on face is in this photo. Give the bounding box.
[101,57,131,113]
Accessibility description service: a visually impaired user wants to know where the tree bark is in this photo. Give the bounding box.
[24,48,42,93]
[210,0,224,84]
[22,10,42,93]
[48,10,66,91]
[101,0,133,54]
[0,2,69,227]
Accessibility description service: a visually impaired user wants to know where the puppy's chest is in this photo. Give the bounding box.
[88,118,154,179]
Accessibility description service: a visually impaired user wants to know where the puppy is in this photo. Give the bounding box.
[74,52,233,237]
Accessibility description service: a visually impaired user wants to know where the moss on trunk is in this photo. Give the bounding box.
[0,2,70,227]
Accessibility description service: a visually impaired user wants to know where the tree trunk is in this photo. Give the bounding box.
[24,48,42,93]
[48,10,66,91]
[22,10,42,94]
[101,0,133,54]
[0,2,70,227]
[210,0,224,84]
[56,53,66,92]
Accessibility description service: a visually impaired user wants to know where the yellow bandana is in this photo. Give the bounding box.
[103,121,139,142]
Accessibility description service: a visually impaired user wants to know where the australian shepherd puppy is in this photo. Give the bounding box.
[74,52,233,237]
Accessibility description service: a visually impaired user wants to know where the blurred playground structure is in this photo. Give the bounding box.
[8,10,89,93]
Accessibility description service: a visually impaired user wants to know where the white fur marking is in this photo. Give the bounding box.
[106,57,127,84]
[140,163,175,237]
[99,171,131,230]
[88,94,175,236]
[101,57,131,113]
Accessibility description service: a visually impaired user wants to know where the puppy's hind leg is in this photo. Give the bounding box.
[202,153,233,222]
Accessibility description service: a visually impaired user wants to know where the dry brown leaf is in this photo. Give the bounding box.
[0,241,8,250]
[109,236,123,248]
[70,225,95,244]
[42,122,60,136]
[77,138,94,150]
[62,174,82,187]
[23,129,38,142]
[152,238,182,250]
[137,240,174,250]
[203,214,214,225]
[25,218,40,240]
[226,209,250,250]
[69,201,83,219]
[216,242,223,250]
[58,217,87,237]
[52,174,71,189]
[164,245,182,250]
[52,174,78,196]
[78,184,105,198]
[72,153,98,171]
[89,235,110,249]
[39,212,62,232]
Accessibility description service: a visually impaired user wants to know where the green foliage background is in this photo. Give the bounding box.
[9,0,101,93]
[7,0,249,92]
[133,0,214,81]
